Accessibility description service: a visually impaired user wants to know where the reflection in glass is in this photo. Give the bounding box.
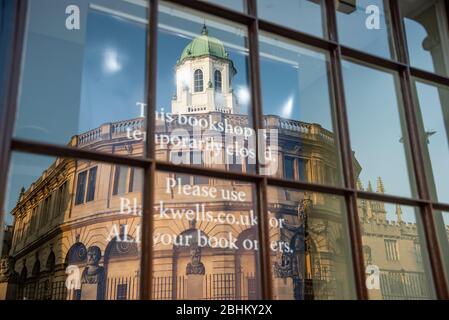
[336,0,395,59]
[259,32,342,186]
[257,0,326,38]
[433,211,449,289]
[412,80,449,203]
[0,153,142,300]
[401,0,449,77]
[199,0,246,12]
[153,172,260,300]
[358,200,435,300]
[156,3,255,174]
[14,0,148,156]
[267,188,356,300]
[342,60,416,198]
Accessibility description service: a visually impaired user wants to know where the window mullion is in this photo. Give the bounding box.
[325,0,369,300]
[141,0,159,300]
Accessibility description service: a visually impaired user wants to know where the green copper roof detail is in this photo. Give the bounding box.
[179,25,229,64]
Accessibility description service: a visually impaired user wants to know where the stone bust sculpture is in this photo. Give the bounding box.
[0,256,18,283]
[186,247,205,275]
[81,246,105,299]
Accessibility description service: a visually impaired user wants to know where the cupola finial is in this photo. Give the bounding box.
[201,23,208,35]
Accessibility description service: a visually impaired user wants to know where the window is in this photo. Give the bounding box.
[116,284,128,300]
[434,211,449,290]
[284,156,295,180]
[257,0,326,38]
[129,168,143,193]
[75,171,87,205]
[56,182,67,216]
[75,167,97,205]
[336,0,395,59]
[342,60,415,198]
[259,31,343,186]
[414,242,423,265]
[199,0,246,12]
[267,188,356,300]
[214,70,222,92]
[11,1,147,157]
[298,159,307,181]
[194,69,204,92]
[363,246,373,265]
[113,166,128,196]
[86,167,97,202]
[39,197,50,228]
[156,4,252,175]
[384,239,399,261]
[154,172,260,300]
[358,201,434,299]
[3,0,449,302]
[401,0,449,77]
[412,79,449,203]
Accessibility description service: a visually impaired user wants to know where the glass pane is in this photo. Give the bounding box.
[14,0,148,157]
[153,172,260,300]
[257,0,326,38]
[267,187,356,300]
[198,0,246,13]
[401,0,449,77]
[433,211,449,289]
[156,2,255,174]
[336,0,395,59]
[1,152,142,300]
[358,200,435,300]
[342,59,416,198]
[259,32,343,186]
[412,79,449,203]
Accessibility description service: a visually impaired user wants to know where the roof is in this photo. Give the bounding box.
[179,25,230,64]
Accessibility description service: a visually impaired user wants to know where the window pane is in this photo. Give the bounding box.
[113,165,128,196]
[358,200,435,300]
[75,171,87,205]
[434,211,449,289]
[257,0,326,38]
[198,0,246,13]
[342,60,416,198]
[259,32,343,186]
[336,0,395,59]
[401,0,449,77]
[1,153,142,300]
[267,188,356,300]
[14,0,148,157]
[129,168,143,193]
[412,80,449,203]
[284,156,295,180]
[153,172,260,299]
[156,2,255,174]
[86,167,97,202]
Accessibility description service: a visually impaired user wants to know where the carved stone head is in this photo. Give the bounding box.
[0,256,12,275]
[86,246,101,267]
[0,256,16,282]
[190,247,201,266]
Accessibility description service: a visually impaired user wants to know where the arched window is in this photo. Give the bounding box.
[65,242,87,265]
[32,259,41,278]
[194,69,203,92]
[46,251,56,272]
[214,70,222,93]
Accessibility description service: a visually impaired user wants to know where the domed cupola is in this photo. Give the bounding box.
[178,25,231,65]
[172,25,239,115]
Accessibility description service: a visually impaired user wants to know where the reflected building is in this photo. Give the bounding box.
[0,26,438,300]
